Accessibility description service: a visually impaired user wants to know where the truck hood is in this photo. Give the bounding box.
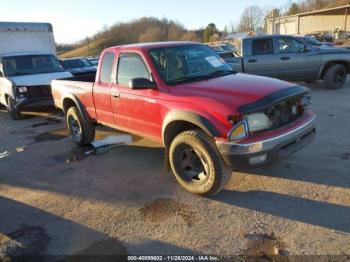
[8,71,73,86]
[313,47,350,54]
[170,73,306,112]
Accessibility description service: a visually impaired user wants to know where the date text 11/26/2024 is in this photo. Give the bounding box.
[127,255,220,261]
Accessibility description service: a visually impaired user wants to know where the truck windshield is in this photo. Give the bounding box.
[149,44,234,85]
[62,59,92,69]
[2,55,64,77]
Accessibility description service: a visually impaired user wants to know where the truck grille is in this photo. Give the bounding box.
[26,85,52,98]
[264,96,305,130]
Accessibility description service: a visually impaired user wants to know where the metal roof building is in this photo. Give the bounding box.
[267,5,350,35]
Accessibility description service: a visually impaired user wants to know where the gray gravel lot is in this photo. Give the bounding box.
[0,80,349,260]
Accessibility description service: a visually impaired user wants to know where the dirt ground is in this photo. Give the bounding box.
[0,79,349,261]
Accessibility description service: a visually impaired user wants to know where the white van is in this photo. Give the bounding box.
[0,22,72,119]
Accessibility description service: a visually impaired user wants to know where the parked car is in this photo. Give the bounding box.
[52,42,316,196]
[229,35,350,89]
[333,30,350,49]
[220,44,235,52]
[87,57,99,66]
[297,36,334,49]
[0,22,72,120]
[305,32,334,43]
[207,44,237,67]
[61,58,97,76]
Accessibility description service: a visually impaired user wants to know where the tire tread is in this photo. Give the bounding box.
[169,129,231,196]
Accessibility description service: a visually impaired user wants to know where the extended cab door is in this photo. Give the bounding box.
[242,37,278,78]
[111,52,162,141]
[92,51,115,124]
[277,36,320,81]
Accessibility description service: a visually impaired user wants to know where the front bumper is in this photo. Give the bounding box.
[216,113,316,169]
[15,97,54,111]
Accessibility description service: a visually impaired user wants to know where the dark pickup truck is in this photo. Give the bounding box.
[226,35,350,89]
[52,41,316,196]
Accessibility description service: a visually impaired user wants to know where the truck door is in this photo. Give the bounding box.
[243,37,278,78]
[111,52,162,141]
[92,51,115,124]
[277,36,320,81]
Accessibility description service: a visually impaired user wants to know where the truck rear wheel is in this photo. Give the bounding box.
[66,106,95,146]
[324,64,347,89]
[169,129,231,196]
[7,97,21,120]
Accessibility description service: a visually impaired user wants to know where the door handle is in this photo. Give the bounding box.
[248,59,257,63]
[111,91,120,99]
[280,57,290,61]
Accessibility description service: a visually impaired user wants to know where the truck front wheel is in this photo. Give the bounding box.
[7,97,21,120]
[66,106,95,146]
[324,64,347,89]
[169,129,231,196]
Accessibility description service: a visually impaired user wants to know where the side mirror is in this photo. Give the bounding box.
[129,78,157,90]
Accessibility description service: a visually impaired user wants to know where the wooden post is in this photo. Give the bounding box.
[345,7,348,31]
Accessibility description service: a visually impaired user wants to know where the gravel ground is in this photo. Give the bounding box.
[0,79,349,261]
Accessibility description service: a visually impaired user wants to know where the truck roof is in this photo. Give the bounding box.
[105,41,200,52]
[240,34,298,40]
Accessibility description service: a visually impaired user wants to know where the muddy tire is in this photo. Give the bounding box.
[324,64,347,90]
[66,106,95,146]
[169,129,231,196]
[7,97,21,120]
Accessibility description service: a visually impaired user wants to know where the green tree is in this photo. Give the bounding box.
[287,3,300,15]
[203,23,218,43]
[138,26,163,43]
[179,31,201,42]
[270,8,281,18]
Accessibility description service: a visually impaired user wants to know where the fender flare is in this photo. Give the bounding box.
[162,110,220,145]
[61,94,90,122]
[318,60,349,79]
[318,63,329,79]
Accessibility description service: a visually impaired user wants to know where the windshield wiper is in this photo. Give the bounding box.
[207,70,235,78]
[37,69,64,74]
[167,70,235,85]
[167,75,209,84]
[11,71,34,76]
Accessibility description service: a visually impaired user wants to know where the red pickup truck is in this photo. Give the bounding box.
[52,42,316,196]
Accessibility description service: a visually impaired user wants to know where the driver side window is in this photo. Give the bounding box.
[278,38,305,53]
[117,53,150,86]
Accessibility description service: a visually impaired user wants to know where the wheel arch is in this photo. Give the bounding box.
[319,61,350,79]
[4,93,10,105]
[162,110,220,148]
[61,94,89,122]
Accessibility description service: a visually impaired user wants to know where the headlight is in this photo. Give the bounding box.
[244,113,271,133]
[17,86,28,93]
[228,121,248,141]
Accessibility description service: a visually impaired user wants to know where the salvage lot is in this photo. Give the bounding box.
[0,80,350,259]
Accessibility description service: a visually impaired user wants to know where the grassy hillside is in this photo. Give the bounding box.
[59,39,105,58]
[58,17,203,59]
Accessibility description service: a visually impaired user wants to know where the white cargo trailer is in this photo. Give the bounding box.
[0,22,72,120]
[0,22,56,55]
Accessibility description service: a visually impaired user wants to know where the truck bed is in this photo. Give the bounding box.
[51,74,96,117]
[57,74,96,83]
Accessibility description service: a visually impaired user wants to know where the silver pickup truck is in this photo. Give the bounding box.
[227,35,350,89]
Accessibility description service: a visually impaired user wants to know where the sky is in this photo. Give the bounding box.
[1,0,287,43]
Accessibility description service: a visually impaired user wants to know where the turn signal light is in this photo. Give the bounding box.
[228,121,248,142]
